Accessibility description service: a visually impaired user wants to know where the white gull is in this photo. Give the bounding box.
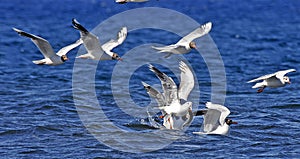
[142,61,194,129]
[72,18,127,61]
[247,69,296,93]
[193,102,237,135]
[13,28,82,65]
[152,22,212,58]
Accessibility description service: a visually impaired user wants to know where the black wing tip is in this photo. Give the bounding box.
[72,18,89,33]
[12,27,36,39]
[194,109,208,116]
[141,81,150,88]
[148,64,167,81]
[12,27,23,35]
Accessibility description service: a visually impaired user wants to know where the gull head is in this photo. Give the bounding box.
[225,118,238,125]
[61,55,68,62]
[189,41,197,49]
[112,53,123,61]
[283,76,291,84]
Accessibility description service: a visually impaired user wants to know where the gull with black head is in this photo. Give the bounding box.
[152,22,212,58]
[72,19,127,61]
[247,69,296,93]
[13,28,82,65]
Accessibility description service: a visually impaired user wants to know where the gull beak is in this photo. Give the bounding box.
[288,81,291,84]
[231,121,238,124]
[193,44,197,49]
[62,55,68,61]
[117,57,123,61]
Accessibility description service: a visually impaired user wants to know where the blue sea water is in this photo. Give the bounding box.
[1,0,300,158]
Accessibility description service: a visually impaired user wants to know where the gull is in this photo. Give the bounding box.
[247,69,296,93]
[193,102,237,135]
[116,0,149,4]
[13,28,82,65]
[142,61,195,129]
[72,18,127,61]
[152,22,212,58]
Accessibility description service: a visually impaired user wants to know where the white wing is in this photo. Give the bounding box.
[56,39,83,56]
[178,61,194,101]
[205,102,230,126]
[141,81,165,107]
[247,72,277,83]
[13,28,56,58]
[102,27,127,52]
[248,69,296,83]
[148,64,178,106]
[202,109,221,132]
[152,44,179,52]
[275,69,296,79]
[72,19,104,58]
[176,22,212,45]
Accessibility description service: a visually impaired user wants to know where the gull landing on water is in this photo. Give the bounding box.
[193,102,237,135]
[72,19,127,61]
[142,61,195,130]
[13,28,82,65]
[247,69,296,93]
[152,22,212,58]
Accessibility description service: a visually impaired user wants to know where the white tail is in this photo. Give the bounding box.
[252,82,265,88]
[32,59,46,65]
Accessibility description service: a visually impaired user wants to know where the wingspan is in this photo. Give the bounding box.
[13,27,56,59]
[56,39,83,56]
[248,69,296,83]
[151,45,178,53]
[102,27,127,52]
[202,109,221,132]
[72,18,89,35]
[247,72,277,83]
[148,64,178,105]
[275,69,296,79]
[72,19,104,59]
[141,81,165,107]
[178,61,194,101]
[205,102,230,126]
[176,22,212,45]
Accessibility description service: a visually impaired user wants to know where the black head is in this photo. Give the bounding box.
[112,53,122,61]
[61,55,68,62]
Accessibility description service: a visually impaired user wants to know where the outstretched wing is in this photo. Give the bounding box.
[176,22,212,45]
[72,18,104,58]
[178,61,194,101]
[148,64,178,105]
[247,69,296,83]
[13,28,56,58]
[275,69,296,79]
[202,109,221,132]
[247,72,277,83]
[56,39,83,56]
[205,102,230,126]
[102,27,127,52]
[141,81,165,107]
[152,44,178,52]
